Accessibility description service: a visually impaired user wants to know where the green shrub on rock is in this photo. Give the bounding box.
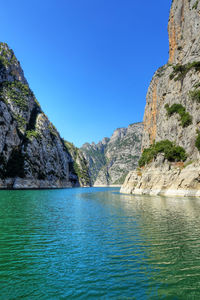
[169,61,200,81]
[0,81,32,111]
[192,0,199,9]
[195,131,200,151]
[138,140,187,167]
[26,130,40,140]
[189,89,200,103]
[165,103,192,127]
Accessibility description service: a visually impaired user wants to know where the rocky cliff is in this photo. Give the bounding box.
[64,141,91,187]
[80,138,109,184]
[0,42,80,188]
[121,0,200,196]
[81,123,143,185]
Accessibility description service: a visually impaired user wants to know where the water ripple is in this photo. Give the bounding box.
[0,188,200,299]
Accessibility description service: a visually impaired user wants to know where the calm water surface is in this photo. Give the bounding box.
[0,187,200,299]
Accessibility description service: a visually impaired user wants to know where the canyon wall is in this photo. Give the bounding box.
[0,42,80,188]
[121,0,200,196]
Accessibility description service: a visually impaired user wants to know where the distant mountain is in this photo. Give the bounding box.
[80,123,143,185]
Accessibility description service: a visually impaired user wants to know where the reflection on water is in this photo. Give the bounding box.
[120,194,200,299]
[0,188,200,299]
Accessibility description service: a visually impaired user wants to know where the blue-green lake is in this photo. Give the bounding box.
[0,187,200,299]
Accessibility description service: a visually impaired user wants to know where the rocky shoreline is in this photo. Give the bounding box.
[0,178,76,189]
[121,158,200,197]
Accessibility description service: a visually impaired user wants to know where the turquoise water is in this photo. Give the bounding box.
[0,187,200,299]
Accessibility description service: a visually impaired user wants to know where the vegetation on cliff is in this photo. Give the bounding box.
[193,0,199,10]
[0,81,31,111]
[169,62,200,81]
[0,42,18,69]
[138,140,187,167]
[195,131,200,151]
[189,88,200,103]
[165,103,192,127]
[26,130,40,140]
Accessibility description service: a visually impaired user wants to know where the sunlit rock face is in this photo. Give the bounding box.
[0,42,79,189]
[168,0,200,65]
[81,122,143,186]
[121,0,200,196]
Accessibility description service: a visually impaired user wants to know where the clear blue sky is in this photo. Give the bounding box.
[0,0,172,147]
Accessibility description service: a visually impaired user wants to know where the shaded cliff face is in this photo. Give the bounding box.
[121,0,200,196]
[0,42,79,188]
[64,141,91,187]
[80,138,109,184]
[81,123,143,185]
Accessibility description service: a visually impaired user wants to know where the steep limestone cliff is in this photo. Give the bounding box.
[0,42,79,188]
[121,0,200,196]
[81,123,143,185]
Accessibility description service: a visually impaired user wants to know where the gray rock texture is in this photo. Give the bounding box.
[121,0,200,196]
[121,154,200,197]
[81,123,143,185]
[0,42,79,188]
[168,0,200,65]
